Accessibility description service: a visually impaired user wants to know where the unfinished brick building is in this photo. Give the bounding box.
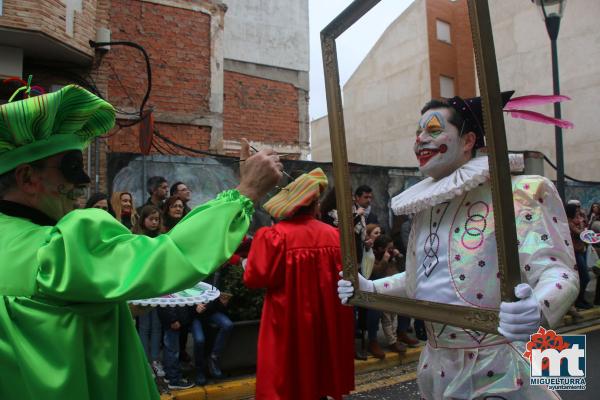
[0,0,309,192]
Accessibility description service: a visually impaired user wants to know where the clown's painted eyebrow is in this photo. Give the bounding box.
[416,111,446,137]
[419,111,446,131]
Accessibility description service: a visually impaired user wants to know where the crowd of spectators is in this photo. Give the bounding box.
[566,199,600,314]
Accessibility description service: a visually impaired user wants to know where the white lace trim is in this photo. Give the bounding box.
[391,154,524,215]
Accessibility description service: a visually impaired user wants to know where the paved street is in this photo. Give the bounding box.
[348,323,600,400]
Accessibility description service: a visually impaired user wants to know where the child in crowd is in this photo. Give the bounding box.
[132,205,166,379]
[157,303,196,390]
[373,235,420,353]
[190,272,234,385]
[357,224,386,359]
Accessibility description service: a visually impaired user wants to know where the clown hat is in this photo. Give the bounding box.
[0,84,115,174]
[448,91,514,149]
[263,168,328,219]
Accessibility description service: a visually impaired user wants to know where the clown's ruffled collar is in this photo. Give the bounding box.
[391,154,524,215]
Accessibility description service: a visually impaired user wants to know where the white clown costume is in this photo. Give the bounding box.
[373,155,578,399]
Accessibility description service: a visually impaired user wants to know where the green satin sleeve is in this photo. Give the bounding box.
[36,189,254,302]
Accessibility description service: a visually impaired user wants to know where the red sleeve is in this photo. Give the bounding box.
[243,227,286,290]
[228,253,241,266]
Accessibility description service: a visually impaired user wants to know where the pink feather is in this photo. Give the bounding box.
[504,94,571,110]
[505,109,574,129]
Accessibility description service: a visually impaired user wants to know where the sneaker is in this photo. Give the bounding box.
[397,332,420,348]
[207,355,224,379]
[567,307,583,319]
[152,361,166,378]
[390,341,407,353]
[367,340,386,359]
[167,378,195,390]
[195,372,207,386]
[575,301,593,310]
[354,349,368,360]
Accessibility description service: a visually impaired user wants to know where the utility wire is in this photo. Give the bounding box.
[90,40,152,124]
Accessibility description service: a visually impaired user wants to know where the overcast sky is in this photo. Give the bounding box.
[308,0,415,121]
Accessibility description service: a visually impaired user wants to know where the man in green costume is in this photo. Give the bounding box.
[0,84,282,399]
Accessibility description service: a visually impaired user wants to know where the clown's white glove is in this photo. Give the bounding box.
[337,271,375,304]
[498,283,542,342]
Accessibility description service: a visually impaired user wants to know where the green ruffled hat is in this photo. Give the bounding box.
[0,84,115,175]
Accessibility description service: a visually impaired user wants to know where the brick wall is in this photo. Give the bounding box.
[89,0,214,191]
[108,122,211,154]
[0,0,97,57]
[223,71,299,147]
[426,0,475,99]
[105,0,212,117]
[103,0,213,158]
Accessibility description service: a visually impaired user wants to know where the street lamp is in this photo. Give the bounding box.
[532,0,567,201]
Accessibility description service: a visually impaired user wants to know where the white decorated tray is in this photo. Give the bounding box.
[129,282,220,307]
[580,229,600,245]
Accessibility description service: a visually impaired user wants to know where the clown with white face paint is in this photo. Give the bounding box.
[415,108,472,180]
[339,92,577,399]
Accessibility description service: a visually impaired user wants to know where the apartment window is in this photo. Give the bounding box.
[440,76,455,98]
[436,20,451,44]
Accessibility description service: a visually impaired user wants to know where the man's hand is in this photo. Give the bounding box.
[337,271,375,305]
[355,207,366,216]
[498,283,542,342]
[237,138,283,203]
[170,321,181,330]
[196,303,207,314]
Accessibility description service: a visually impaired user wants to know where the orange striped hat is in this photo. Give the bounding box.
[263,168,328,219]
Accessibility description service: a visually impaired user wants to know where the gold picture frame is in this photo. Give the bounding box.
[320,0,521,334]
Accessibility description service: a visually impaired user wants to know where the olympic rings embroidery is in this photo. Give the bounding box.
[461,201,490,250]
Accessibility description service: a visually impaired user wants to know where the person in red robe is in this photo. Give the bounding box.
[244,168,355,400]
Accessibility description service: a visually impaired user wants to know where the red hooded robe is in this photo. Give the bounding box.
[244,214,355,400]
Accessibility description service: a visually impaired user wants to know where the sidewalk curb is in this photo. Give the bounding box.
[559,306,600,327]
[354,346,422,374]
[161,307,600,399]
[158,346,424,399]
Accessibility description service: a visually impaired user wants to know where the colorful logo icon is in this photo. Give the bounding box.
[524,327,586,390]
